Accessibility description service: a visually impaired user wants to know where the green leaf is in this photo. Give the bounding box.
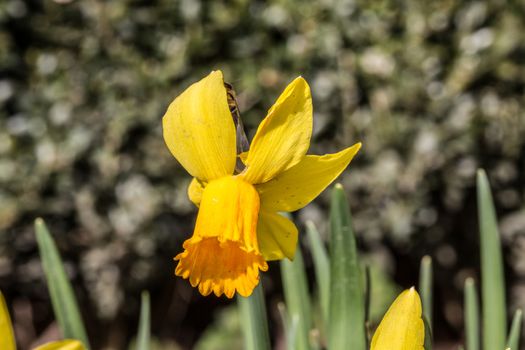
[281,244,315,350]
[477,169,507,350]
[419,255,433,331]
[238,283,271,350]
[363,264,371,343]
[305,220,330,328]
[419,255,433,350]
[506,309,522,350]
[34,218,90,349]
[277,302,299,350]
[464,278,480,350]
[328,184,366,350]
[136,291,150,350]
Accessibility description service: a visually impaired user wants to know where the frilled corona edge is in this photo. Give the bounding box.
[175,238,268,298]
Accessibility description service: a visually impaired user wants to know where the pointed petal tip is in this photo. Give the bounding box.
[292,75,307,84]
[465,277,475,287]
[406,287,421,300]
[287,76,310,94]
[305,220,315,228]
[407,286,419,298]
[210,70,224,80]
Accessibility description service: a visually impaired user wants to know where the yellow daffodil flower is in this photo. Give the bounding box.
[1,291,16,350]
[33,340,85,350]
[0,291,86,350]
[371,287,425,350]
[163,70,361,298]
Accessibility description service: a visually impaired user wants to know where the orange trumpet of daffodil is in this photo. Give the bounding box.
[371,287,425,350]
[162,70,361,298]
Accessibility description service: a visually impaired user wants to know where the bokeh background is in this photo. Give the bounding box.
[1,0,525,349]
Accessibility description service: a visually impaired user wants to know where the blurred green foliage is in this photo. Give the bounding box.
[1,0,525,348]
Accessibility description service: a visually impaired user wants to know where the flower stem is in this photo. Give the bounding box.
[238,283,271,350]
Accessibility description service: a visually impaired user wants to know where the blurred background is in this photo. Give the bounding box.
[1,0,525,349]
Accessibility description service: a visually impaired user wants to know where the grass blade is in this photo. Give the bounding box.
[281,244,315,350]
[34,218,90,349]
[328,184,366,350]
[277,302,299,350]
[305,220,330,328]
[364,264,371,342]
[477,169,507,350]
[136,291,150,350]
[419,255,433,350]
[238,283,271,350]
[506,309,522,350]
[419,256,433,328]
[464,278,480,350]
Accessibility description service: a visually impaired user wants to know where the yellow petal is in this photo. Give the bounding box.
[0,291,16,350]
[242,77,313,184]
[257,211,298,261]
[33,340,86,350]
[187,178,205,206]
[371,288,425,350]
[257,143,361,212]
[162,70,237,181]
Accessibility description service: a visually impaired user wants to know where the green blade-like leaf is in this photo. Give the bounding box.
[464,278,480,350]
[281,244,314,350]
[419,256,433,350]
[238,283,271,350]
[305,220,330,328]
[136,291,150,350]
[506,309,522,350]
[328,184,366,350]
[477,169,507,350]
[34,218,90,349]
[277,302,299,350]
[419,255,433,330]
[363,264,371,343]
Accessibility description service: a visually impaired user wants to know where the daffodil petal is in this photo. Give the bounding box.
[239,151,248,163]
[371,288,425,350]
[188,178,205,206]
[33,340,86,350]
[257,211,298,261]
[162,70,237,181]
[257,143,361,212]
[0,291,15,350]
[242,77,313,184]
